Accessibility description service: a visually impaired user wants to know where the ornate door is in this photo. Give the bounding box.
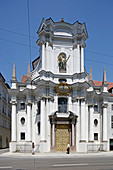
[56,124,69,151]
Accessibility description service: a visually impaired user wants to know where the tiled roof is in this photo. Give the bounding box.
[21,75,27,83]
[107,82,113,90]
[93,81,102,87]
[93,80,113,90]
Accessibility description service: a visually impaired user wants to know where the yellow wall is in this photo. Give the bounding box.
[0,127,11,148]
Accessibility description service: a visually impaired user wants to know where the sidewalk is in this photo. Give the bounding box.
[0,151,113,158]
[0,148,9,154]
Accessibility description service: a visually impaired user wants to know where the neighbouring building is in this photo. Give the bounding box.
[0,73,11,149]
[9,18,113,153]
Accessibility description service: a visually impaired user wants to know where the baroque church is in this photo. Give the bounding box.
[9,18,113,153]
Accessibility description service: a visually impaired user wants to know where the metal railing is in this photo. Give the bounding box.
[16,144,40,153]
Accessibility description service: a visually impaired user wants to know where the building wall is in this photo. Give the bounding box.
[0,73,11,149]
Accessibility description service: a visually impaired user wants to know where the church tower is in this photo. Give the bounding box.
[31,18,89,152]
[32,18,88,79]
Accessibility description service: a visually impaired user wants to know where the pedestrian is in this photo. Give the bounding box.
[32,142,35,155]
[67,144,70,154]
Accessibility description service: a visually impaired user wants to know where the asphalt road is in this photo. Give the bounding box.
[0,155,113,170]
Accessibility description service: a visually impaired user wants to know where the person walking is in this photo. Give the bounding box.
[32,142,35,155]
[67,144,70,154]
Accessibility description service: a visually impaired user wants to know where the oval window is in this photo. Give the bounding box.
[21,117,25,125]
[94,119,98,126]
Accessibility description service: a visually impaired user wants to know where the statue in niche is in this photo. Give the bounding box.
[58,53,70,73]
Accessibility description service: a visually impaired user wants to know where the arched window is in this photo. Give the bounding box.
[0,136,2,149]
[58,53,67,73]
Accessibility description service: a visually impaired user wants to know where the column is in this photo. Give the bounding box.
[46,42,50,71]
[81,46,84,73]
[77,44,80,73]
[69,128,72,146]
[52,122,55,147]
[73,47,76,73]
[46,42,48,71]
[11,102,17,141]
[68,96,72,112]
[54,96,58,112]
[80,99,86,142]
[89,105,94,142]
[41,42,45,70]
[102,104,108,141]
[40,98,46,142]
[51,47,54,72]
[72,123,75,146]
[27,103,32,141]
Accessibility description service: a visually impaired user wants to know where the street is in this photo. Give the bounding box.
[0,154,113,170]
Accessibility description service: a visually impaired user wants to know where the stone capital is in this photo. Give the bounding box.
[102,103,108,108]
[88,102,94,107]
[71,120,76,125]
[26,101,32,105]
[41,40,46,45]
[80,43,86,48]
[11,101,17,105]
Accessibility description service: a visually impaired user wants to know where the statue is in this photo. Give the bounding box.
[58,53,70,72]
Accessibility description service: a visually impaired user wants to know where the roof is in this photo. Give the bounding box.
[21,75,27,83]
[32,56,40,70]
[93,80,113,91]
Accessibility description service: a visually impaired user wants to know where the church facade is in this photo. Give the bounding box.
[9,18,113,153]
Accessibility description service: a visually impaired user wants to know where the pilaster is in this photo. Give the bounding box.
[81,45,84,73]
[40,98,46,142]
[88,103,94,142]
[11,101,17,142]
[27,102,32,141]
[102,103,108,142]
[77,44,80,73]
[80,99,86,142]
[41,41,45,70]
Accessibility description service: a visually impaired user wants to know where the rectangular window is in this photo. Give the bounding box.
[2,105,4,113]
[94,133,98,140]
[2,105,6,115]
[21,103,25,110]
[8,110,11,118]
[8,97,10,104]
[58,98,67,113]
[111,105,113,110]
[2,120,7,128]
[37,101,40,115]
[20,132,25,140]
[111,116,113,128]
[2,90,6,100]
[94,105,98,112]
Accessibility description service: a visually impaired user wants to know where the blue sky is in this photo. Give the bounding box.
[0,0,113,86]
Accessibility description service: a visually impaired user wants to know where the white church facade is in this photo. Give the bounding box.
[9,18,113,153]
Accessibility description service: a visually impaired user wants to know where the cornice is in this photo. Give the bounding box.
[35,70,88,80]
[39,95,54,101]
